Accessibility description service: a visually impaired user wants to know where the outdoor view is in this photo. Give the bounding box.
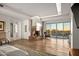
[46,22,71,39]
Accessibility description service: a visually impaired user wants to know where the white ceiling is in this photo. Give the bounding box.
[0,3,71,20]
[61,3,71,15]
[4,3,58,17]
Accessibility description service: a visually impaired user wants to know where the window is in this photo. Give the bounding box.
[46,23,51,30]
[45,22,71,38]
[46,23,51,36]
[15,24,18,33]
[57,23,63,31]
[64,22,71,31]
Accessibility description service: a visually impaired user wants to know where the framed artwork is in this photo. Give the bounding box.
[0,21,4,31]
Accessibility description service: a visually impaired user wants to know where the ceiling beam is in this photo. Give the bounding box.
[41,13,70,21]
[56,3,61,15]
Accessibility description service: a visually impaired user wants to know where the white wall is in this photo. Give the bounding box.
[12,22,22,40]
[0,14,22,41]
[31,16,40,26]
[21,19,31,39]
[0,14,31,41]
[71,12,79,49]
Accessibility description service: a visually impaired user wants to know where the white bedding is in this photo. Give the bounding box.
[0,45,29,56]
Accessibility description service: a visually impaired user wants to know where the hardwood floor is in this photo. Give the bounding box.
[10,39,69,56]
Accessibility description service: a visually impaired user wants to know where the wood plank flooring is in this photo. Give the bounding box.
[10,39,69,56]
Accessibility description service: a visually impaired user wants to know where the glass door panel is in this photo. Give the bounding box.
[50,24,57,47]
[46,23,51,37]
[63,22,70,48]
[50,24,56,38]
[57,23,64,49]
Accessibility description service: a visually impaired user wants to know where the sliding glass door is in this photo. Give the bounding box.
[45,22,71,49]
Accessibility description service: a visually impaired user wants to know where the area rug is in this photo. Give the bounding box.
[0,44,29,56]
